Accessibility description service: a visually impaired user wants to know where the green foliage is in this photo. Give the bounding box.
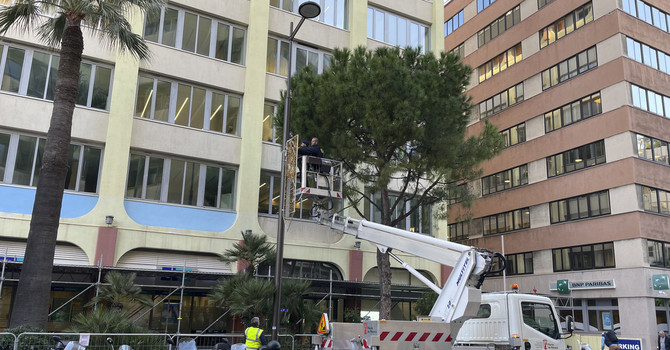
[279,46,504,224]
[68,272,152,333]
[0,326,48,350]
[87,271,153,310]
[343,308,362,323]
[414,291,438,316]
[220,230,276,277]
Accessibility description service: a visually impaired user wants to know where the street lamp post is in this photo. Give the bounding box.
[271,1,321,341]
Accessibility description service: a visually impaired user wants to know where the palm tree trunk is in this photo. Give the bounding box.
[9,24,83,329]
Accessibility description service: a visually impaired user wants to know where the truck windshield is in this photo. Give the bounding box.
[521,302,560,339]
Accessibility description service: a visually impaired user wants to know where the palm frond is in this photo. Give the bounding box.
[0,1,41,34]
[36,14,67,47]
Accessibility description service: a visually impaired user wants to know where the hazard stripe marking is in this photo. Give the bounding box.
[432,333,444,342]
[418,333,430,342]
[404,332,417,341]
[391,332,403,341]
[445,334,452,342]
[380,332,389,341]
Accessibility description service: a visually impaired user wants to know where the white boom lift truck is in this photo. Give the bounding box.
[294,155,574,350]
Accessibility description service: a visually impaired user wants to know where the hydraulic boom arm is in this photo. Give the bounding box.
[318,214,504,326]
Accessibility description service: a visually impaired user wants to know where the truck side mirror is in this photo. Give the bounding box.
[565,315,574,333]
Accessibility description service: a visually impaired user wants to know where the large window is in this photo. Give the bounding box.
[258,173,339,219]
[266,38,333,77]
[506,252,534,275]
[630,84,670,118]
[0,131,102,193]
[444,10,464,37]
[544,92,602,132]
[479,83,524,118]
[450,42,466,58]
[448,221,472,241]
[367,193,432,234]
[478,44,522,83]
[135,75,241,135]
[271,0,349,30]
[481,164,528,196]
[0,43,113,110]
[540,2,593,49]
[538,0,555,9]
[367,7,430,53]
[549,190,610,224]
[126,153,235,209]
[542,46,597,90]
[625,37,670,75]
[648,240,670,268]
[478,6,521,47]
[501,123,526,148]
[482,208,530,235]
[144,7,246,64]
[546,140,605,177]
[636,134,669,165]
[642,186,670,215]
[553,242,615,271]
[622,0,670,32]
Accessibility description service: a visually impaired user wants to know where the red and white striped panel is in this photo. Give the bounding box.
[321,339,332,349]
[379,332,452,343]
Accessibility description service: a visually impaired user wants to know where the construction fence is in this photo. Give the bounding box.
[0,333,320,350]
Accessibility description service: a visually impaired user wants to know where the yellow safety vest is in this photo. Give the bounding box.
[245,326,263,350]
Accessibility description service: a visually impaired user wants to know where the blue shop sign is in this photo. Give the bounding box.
[618,338,642,350]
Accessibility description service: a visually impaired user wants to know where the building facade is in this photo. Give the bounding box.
[0,0,446,331]
[444,0,670,347]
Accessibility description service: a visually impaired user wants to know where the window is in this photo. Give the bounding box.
[271,0,349,30]
[546,140,605,177]
[539,0,554,9]
[506,252,533,275]
[481,164,528,196]
[366,193,432,234]
[144,7,246,64]
[448,221,472,241]
[478,6,520,47]
[477,0,496,13]
[625,37,670,75]
[482,207,530,235]
[444,10,464,37]
[449,42,466,58]
[259,258,343,279]
[263,104,278,143]
[648,240,670,268]
[630,84,670,118]
[544,92,601,132]
[622,0,670,32]
[135,75,241,135]
[0,43,113,110]
[368,7,429,52]
[553,242,615,271]
[479,44,522,82]
[541,47,597,90]
[642,186,670,215]
[479,83,524,118]
[258,172,341,219]
[0,131,102,193]
[521,302,560,339]
[126,153,235,209]
[500,123,526,148]
[266,38,332,76]
[540,2,593,49]
[636,134,669,165]
[549,190,610,224]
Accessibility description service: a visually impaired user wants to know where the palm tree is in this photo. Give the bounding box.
[220,231,276,277]
[0,0,164,329]
[87,271,153,313]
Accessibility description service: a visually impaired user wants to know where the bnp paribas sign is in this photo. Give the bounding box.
[551,280,616,294]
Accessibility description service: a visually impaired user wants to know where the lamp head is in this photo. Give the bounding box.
[298,1,321,19]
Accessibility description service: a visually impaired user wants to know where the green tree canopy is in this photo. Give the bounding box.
[280,46,503,319]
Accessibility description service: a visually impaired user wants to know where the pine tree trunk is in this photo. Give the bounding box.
[378,189,393,320]
[9,24,83,329]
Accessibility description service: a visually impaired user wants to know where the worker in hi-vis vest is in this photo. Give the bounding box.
[245,317,267,350]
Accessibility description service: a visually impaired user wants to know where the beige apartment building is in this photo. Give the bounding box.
[0,0,446,331]
[444,0,670,347]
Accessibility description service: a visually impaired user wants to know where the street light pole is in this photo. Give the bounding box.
[271,1,321,341]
